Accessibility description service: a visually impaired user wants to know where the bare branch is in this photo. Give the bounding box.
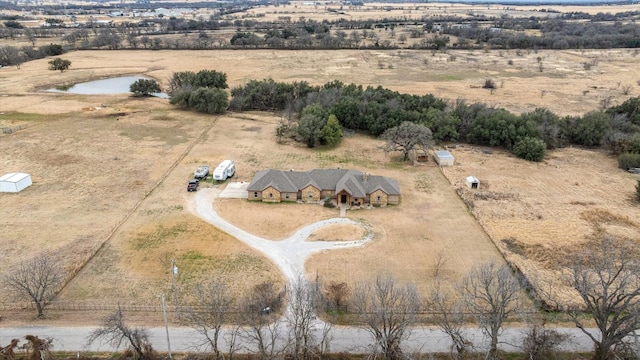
[351,273,421,360]
[3,254,63,318]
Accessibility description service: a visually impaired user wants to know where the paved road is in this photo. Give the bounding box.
[0,324,599,354]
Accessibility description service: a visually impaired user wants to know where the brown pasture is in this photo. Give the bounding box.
[0,48,639,324]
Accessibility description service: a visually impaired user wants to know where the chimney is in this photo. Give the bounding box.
[362,172,368,182]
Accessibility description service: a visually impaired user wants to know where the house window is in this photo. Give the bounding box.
[308,191,314,198]
[376,195,381,201]
[269,193,273,198]
[254,192,258,198]
[285,193,290,199]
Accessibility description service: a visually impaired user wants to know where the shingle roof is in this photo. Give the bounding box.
[246,169,298,192]
[247,169,400,197]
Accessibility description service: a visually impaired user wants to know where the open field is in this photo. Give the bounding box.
[441,145,640,305]
[1,48,639,324]
[1,49,639,118]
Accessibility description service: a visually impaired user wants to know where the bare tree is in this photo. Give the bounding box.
[286,276,333,360]
[239,283,283,360]
[351,273,421,360]
[568,237,640,360]
[183,278,234,359]
[23,335,53,360]
[324,281,351,310]
[87,307,155,360]
[521,323,568,360]
[0,339,20,360]
[428,280,473,360]
[458,261,526,360]
[3,254,63,318]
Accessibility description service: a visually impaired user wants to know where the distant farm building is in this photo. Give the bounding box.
[466,176,480,190]
[0,172,32,193]
[434,150,455,166]
[247,169,400,207]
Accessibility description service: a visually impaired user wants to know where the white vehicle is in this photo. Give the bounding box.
[213,160,235,181]
[194,165,209,179]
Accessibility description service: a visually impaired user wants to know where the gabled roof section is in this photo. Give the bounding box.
[363,175,401,195]
[247,169,400,196]
[336,171,366,197]
[246,169,298,192]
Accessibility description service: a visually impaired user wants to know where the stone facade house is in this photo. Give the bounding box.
[247,169,400,207]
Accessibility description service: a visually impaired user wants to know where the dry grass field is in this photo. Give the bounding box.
[441,146,640,305]
[0,47,639,323]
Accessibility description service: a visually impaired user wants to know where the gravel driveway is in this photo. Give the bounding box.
[193,188,373,290]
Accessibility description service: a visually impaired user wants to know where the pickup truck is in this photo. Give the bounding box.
[187,179,199,192]
[194,165,209,179]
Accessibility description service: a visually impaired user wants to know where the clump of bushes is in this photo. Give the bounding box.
[619,153,640,170]
[483,78,497,89]
[323,197,335,208]
[168,70,228,114]
[513,137,546,162]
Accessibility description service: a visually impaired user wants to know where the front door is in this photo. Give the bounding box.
[341,194,347,204]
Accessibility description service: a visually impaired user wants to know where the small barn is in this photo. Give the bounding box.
[0,172,32,193]
[466,176,480,190]
[434,150,455,166]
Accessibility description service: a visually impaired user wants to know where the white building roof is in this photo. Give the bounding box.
[466,176,479,183]
[0,172,30,182]
[434,150,454,159]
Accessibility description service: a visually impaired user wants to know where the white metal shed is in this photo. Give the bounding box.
[466,176,480,190]
[0,172,32,193]
[434,150,455,166]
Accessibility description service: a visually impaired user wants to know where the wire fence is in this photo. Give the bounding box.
[0,301,546,319]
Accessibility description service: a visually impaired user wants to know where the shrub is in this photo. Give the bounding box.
[522,325,569,360]
[483,78,496,89]
[323,197,335,208]
[130,79,161,97]
[513,137,546,162]
[188,87,228,114]
[568,111,610,147]
[618,153,640,170]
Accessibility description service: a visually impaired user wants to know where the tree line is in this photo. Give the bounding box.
[3,236,639,360]
[226,77,640,164]
[4,9,640,52]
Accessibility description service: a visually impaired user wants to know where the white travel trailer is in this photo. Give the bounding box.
[213,160,235,181]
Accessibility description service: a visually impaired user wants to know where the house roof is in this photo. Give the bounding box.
[247,169,400,196]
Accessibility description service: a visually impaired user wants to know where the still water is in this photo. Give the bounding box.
[48,76,168,98]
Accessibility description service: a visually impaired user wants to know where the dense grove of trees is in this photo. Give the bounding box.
[168,70,229,114]
[0,43,64,68]
[227,77,640,162]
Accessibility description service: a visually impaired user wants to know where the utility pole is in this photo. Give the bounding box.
[161,294,172,359]
[170,258,179,316]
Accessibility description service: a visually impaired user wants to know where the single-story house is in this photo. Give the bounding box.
[247,169,400,207]
[434,150,455,166]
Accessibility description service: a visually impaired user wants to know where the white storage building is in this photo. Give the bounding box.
[0,172,32,193]
[434,150,455,166]
[466,176,480,190]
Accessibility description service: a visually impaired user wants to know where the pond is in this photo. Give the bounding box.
[48,76,168,98]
